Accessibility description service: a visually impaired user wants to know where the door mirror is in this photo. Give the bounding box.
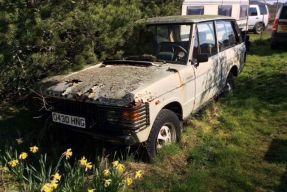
[197,53,209,63]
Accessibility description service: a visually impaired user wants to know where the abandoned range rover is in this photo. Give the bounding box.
[40,15,246,157]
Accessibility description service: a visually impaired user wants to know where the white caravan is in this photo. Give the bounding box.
[182,0,249,31]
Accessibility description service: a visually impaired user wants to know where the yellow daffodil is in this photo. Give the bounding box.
[50,180,58,189]
[41,180,59,192]
[79,156,88,167]
[116,163,125,175]
[30,146,39,153]
[79,157,93,171]
[88,189,95,192]
[85,162,93,171]
[8,159,19,168]
[63,148,73,159]
[41,183,53,192]
[126,177,133,187]
[103,169,111,177]
[112,160,119,168]
[16,138,24,145]
[135,170,143,179]
[52,172,61,182]
[19,152,28,160]
[104,179,112,188]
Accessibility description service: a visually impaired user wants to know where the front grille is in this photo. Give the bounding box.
[47,98,150,133]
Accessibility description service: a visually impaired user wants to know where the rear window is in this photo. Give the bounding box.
[187,6,204,15]
[259,5,268,15]
[218,5,232,16]
[280,6,287,19]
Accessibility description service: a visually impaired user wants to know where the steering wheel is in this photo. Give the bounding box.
[171,44,188,61]
[171,44,188,54]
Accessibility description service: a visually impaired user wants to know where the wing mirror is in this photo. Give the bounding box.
[197,53,209,63]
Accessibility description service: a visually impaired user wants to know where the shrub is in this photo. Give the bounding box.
[0,0,182,99]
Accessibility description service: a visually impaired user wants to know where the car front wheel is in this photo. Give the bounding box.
[146,109,181,159]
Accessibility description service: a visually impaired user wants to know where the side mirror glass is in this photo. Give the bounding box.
[197,53,209,63]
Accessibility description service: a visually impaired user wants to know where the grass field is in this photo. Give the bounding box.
[0,33,287,192]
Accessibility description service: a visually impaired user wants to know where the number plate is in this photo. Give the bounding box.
[52,112,86,128]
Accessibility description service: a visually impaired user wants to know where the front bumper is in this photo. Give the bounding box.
[52,123,140,145]
[45,98,150,145]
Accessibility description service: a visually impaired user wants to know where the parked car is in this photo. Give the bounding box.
[248,3,269,34]
[39,15,246,157]
[271,3,287,49]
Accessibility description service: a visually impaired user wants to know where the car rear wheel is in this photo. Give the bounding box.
[254,23,264,34]
[221,73,235,97]
[146,109,181,159]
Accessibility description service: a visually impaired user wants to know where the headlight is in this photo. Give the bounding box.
[105,103,150,130]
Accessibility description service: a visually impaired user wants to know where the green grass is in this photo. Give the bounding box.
[0,32,287,191]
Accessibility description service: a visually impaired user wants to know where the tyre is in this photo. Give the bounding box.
[271,41,278,50]
[146,109,181,158]
[221,73,235,97]
[254,23,264,34]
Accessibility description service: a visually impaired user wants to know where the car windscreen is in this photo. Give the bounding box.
[280,6,287,19]
[126,24,192,64]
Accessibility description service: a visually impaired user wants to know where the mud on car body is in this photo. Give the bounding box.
[38,15,246,157]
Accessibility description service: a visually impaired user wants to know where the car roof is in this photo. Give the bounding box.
[138,15,234,25]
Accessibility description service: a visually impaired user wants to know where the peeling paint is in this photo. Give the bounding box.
[41,64,170,106]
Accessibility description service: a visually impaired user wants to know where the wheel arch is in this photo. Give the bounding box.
[162,101,183,121]
[230,65,239,77]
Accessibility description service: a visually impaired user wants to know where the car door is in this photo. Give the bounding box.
[191,21,220,111]
[248,6,259,29]
[216,20,241,87]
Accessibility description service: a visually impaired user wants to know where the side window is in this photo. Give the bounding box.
[280,6,287,19]
[216,21,238,52]
[187,6,204,15]
[216,21,227,51]
[259,5,267,15]
[240,5,248,18]
[197,22,217,56]
[231,21,242,44]
[249,7,258,16]
[224,21,236,46]
[218,5,232,16]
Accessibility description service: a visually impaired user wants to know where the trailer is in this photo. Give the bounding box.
[182,0,249,31]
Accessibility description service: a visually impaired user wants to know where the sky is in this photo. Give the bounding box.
[264,0,287,4]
